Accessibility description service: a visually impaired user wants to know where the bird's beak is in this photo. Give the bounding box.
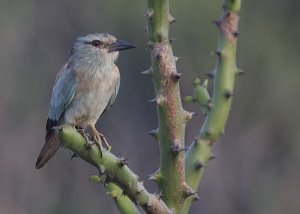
[108,40,136,52]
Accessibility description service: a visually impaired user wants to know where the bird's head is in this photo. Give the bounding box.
[71,33,135,66]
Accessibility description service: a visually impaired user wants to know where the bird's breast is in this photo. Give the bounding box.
[64,66,120,127]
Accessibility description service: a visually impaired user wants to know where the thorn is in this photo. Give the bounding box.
[99,174,109,186]
[174,56,180,61]
[156,52,163,59]
[203,99,213,111]
[233,30,240,37]
[213,19,221,26]
[171,72,182,81]
[146,41,154,49]
[149,96,158,103]
[171,143,186,156]
[158,190,165,200]
[204,72,215,79]
[147,128,159,140]
[185,111,196,121]
[155,193,162,201]
[121,190,127,197]
[224,90,234,98]
[194,160,206,170]
[154,95,166,106]
[169,38,176,43]
[226,11,231,18]
[136,181,145,194]
[97,167,104,177]
[145,8,153,19]
[71,153,78,160]
[117,156,128,167]
[236,69,246,76]
[141,68,153,76]
[168,14,176,23]
[183,183,200,200]
[193,135,200,142]
[148,170,162,184]
[157,32,163,43]
[205,128,214,138]
[213,50,222,56]
[209,154,217,160]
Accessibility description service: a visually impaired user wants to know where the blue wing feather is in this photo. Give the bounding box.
[47,64,76,129]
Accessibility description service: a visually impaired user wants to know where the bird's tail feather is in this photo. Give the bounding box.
[35,131,60,169]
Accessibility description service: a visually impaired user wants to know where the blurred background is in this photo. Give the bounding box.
[0,0,299,213]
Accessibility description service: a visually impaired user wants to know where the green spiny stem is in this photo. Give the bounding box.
[184,0,241,213]
[107,183,141,214]
[56,125,171,214]
[89,176,140,214]
[146,0,192,212]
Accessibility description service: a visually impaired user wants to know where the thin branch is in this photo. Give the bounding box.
[56,125,171,214]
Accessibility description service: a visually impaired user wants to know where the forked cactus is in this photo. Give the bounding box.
[56,0,242,213]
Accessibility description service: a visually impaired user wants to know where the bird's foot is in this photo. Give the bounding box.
[75,126,94,149]
[91,128,111,155]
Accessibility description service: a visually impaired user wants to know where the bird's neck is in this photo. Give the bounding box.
[70,53,116,76]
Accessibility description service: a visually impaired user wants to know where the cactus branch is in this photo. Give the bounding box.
[107,183,141,214]
[89,176,140,214]
[184,0,242,213]
[56,125,171,214]
[146,0,192,212]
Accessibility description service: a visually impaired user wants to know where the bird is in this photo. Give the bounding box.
[35,33,135,169]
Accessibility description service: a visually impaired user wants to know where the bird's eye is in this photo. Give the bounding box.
[91,40,101,47]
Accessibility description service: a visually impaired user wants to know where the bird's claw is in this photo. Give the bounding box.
[75,125,111,157]
[91,129,111,152]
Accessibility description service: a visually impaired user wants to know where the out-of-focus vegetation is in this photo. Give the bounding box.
[0,0,299,213]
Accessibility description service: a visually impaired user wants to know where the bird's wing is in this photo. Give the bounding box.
[46,63,76,133]
[101,78,120,117]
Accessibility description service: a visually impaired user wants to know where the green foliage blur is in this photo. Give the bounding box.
[0,0,299,213]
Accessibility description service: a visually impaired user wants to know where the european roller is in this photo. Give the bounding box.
[36,33,135,169]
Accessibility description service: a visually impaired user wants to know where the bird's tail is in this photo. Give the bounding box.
[35,131,60,169]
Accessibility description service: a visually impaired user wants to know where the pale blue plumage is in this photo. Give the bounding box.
[48,64,76,122]
[36,33,135,169]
